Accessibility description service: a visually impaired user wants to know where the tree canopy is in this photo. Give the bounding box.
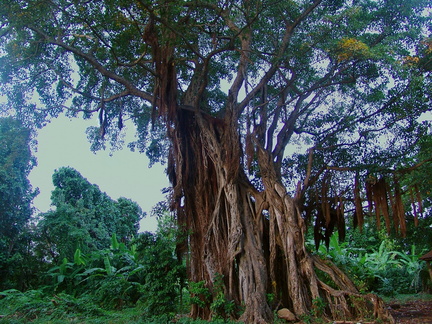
[1,0,431,322]
[0,117,36,239]
[37,167,143,261]
[0,117,37,289]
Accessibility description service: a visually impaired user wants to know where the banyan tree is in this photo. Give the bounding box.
[1,0,431,322]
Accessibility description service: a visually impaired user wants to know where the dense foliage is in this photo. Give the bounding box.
[311,231,429,297]
[0,117,37,290]
[0,217,186,323]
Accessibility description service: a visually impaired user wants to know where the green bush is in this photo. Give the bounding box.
[0,289,105,322]
[210,273,236,319]
[136,225,186,318]
[313,232,427,296]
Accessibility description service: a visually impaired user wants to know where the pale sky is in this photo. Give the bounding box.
[28,115,169,233]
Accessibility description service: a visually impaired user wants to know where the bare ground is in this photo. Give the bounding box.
[388,299,432,324]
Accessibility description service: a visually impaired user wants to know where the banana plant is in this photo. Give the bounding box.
[47,256,86,294]
[393,245,425,292]
[363,241,400,272]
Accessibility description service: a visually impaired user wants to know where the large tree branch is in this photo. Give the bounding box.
[27,26,154,104]
[222,4,259,107]
[310,82,416,147]
[237,0,323,115]
[325,158,432,175]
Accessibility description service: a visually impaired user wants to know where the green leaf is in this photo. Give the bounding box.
[104,256,113,276]
[73,248,86,266]
[110,233,119,250]
[57,274,65,284]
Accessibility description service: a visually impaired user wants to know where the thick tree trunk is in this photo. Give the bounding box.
[258,149,394,323]
[167,108,394,323]
[168,108,273,322]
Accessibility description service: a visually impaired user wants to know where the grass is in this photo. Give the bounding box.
[0,308,144,324]
[381,292,432,304]
[1,290,431,323]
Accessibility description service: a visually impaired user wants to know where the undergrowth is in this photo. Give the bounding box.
[0,288,239,324]
[381,292,432,304]
[0,289,109,323]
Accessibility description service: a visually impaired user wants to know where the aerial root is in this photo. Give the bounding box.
[310,256,395,323]
[316,283,395,323]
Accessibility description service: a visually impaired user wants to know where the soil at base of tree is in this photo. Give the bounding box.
[388,299,432,323]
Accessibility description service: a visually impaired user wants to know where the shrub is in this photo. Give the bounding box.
[313,233,427,296]
[0,289,105,322]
